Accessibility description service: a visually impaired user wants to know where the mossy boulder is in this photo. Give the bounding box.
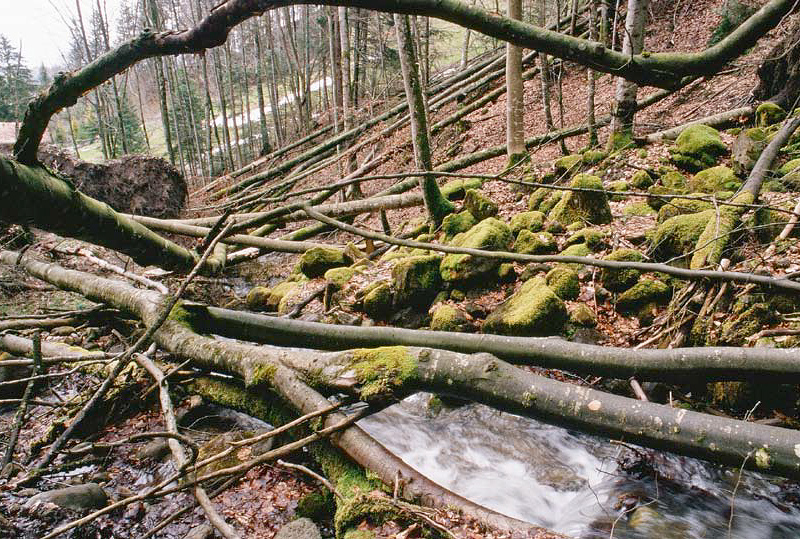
[630,170,654,189]
[688,165,740,193]
[545,266,580,300]
[656,196,713,223]
[777,158,800,190]
[660,170,689,190]
[582,150,607,165]
[514,230,557,254]
[324,267,359,290]
[554,154,583,176]
[246,286,272,311]
[299,248,352,278]
[561,243,590,257]
[483,278,567,336]
[719,302,774,346]
[247,281,299,312]
[440,178,483,200]
[549,174,612,226]
[753,203,800,242]
[616,278,671,315]
[430,305,469,332]
[601,249,645,292]
[464,189,498,221]
[441,211,476,241]
[440,218,512,282]
[649,210,713,262]
[622,202,656,217]
[564,228,606,251]
[510,211,545,236]
[609,180,629,201]
[497,263,517,282]
[392,255,443,309]
[669,124,728,172]
[732,128,768,176]
[363,282,393,320]
[569,304,597,327]
[755,102,786,127]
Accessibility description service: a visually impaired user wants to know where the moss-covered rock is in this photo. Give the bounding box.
[392,255,442,309]
[616,278,671,314]
[363,282,393,320]
[430,305,469,332]
[464,189,498,221]
[718,302,774,346]
[777,158,800,190]
[440,218,512,282]
[299,248,352,278]
[246,286,272,311]
[656,196,713,223]
[549,174,612,226]
[509,211,545,236]
[325,267,359,289]
[514,230,557,254]
[609,180,629,202]
[582,150,607,165]
[622,202,656,217]
[660,170,689,190]
[527,187,551,211]
[753,203,800,242]
[688,165,740,193]
[630,170,654,189]
[569,304,597,327]
[483,278,567,336]
[250,281,299,312]
[689,192,754,270]
[669,124,728,172]
[649,210,713,262]
[601,249,645,292]
[564,227,606,250]
[732,127,769,176]
[497,263,517,282]
[561,243,590,257]
[755,102,787,127]
[554,154,583,176]
[545,266,580,300]
[441,211,476,241]
[440,178,483,200]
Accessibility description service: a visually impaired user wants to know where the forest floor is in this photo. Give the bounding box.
[2,1,800,538]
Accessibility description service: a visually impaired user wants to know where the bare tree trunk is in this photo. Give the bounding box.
[538,0,556,135]
[145,0,174,165]
[225,42,244,167]
[253,21,272,156]
[506,0,526,165]
[587,0,599,147]
[393,14,454,226]
[264,12,285,147]
[609,0,648,150]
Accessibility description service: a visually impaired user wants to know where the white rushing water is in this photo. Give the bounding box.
[358,393,800,539]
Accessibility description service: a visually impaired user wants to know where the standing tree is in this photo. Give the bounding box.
[393,13,454,226]
[608,0,649,150]
[505,0,526,165]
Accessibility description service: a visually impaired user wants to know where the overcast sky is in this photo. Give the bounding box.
[0,0,124,70]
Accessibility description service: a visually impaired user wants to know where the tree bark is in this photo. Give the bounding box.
[393,14,453,226]
[506,0,526,164]
[608,0,649,150]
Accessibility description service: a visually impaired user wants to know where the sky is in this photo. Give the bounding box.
[0,0,124,70]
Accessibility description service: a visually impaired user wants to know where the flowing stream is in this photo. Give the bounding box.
[358,393,800,539]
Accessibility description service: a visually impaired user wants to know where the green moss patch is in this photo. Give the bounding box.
[601,249,645,292]
[440,218,511,282]
[483,278,567,336]
[549,174,612,226]
[688,165,740,193]
[669,125,728,172]
[464,189,499,221]
[349,346,416,402]
[300,248,353,278]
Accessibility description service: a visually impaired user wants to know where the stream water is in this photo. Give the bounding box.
[358,393,800,539]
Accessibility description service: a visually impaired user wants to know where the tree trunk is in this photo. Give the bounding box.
[393,14,454,226]
[506,0,526,164]
[608,0,649,150]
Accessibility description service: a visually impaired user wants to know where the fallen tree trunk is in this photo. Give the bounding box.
[637,105,755,144]
[186,304,800,382]
[3,250,800,481]
[0,250,540,534]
